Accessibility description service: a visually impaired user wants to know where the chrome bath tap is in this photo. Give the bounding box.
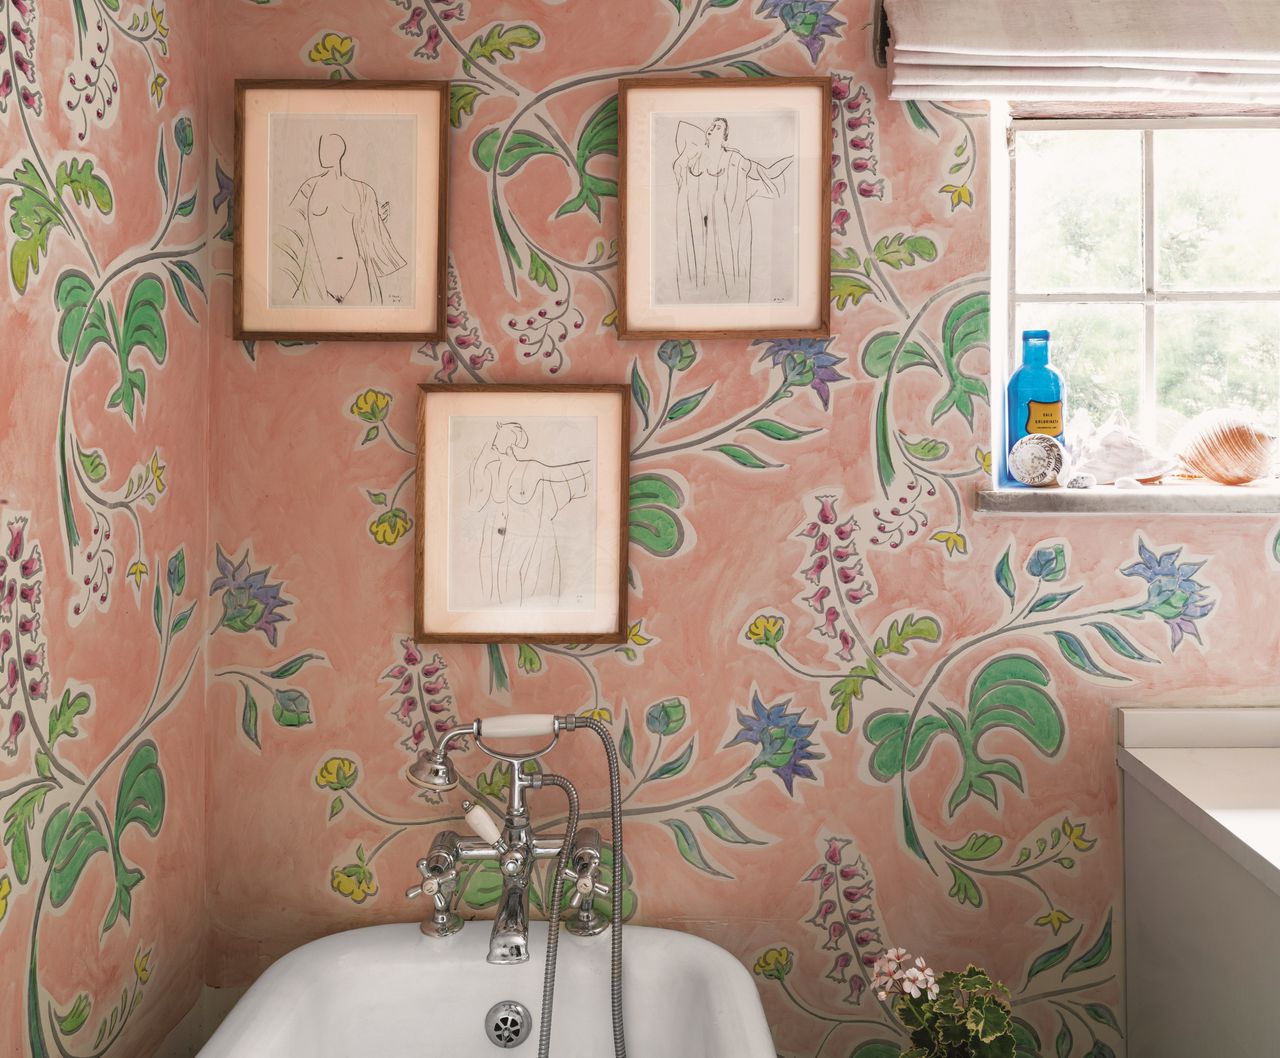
[405,714,607,964]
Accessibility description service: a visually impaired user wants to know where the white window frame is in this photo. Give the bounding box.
[1008,116,1280,444]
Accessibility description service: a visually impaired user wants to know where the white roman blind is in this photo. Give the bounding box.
[885,0,1280,102]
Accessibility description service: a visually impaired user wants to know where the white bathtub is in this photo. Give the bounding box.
[197,921,775,1057]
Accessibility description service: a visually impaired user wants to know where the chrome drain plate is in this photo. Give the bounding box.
[485,1000,532,1049]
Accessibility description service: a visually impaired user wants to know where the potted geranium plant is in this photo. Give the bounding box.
[871,948,1017,1058]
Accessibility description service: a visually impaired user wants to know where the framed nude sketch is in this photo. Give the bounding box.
[234,80,449,342]
[415,385,629,644]
[617,77,832,340]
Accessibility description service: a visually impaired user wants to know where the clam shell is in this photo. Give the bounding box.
[1177,412,1276,485]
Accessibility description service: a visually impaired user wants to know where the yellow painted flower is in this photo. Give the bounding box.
[975,447,992,475]
[0,874,11,924]
[1035,908,1073,935]
[316,757,357,792]
[753,947,792,981]
[940,183,973,210]
[602,309,618,329]
[578,706,612,723]
[127,561,148,588]
[134,947,152,984]
[331,862,378,904]
[745,614,785,648]
[369,508,411,546]
[350,388,391,423]
[930,530,968,557]
[1061,817,1097,852]
[309,32,355,67]
[627,622,652,647]
[151,3,168,38]
[149,452,166,497]
[150,73,167,106]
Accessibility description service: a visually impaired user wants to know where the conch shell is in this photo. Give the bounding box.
[1177,412,1276,485]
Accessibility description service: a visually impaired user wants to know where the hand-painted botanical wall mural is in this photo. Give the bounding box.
[0,0,208,1054]
[4,1,1280,1056]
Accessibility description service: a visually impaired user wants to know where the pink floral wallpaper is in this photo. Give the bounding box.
[0,0,209,1054]
[5,1,1280,1057]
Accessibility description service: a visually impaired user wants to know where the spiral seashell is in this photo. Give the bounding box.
[1009,433,1065,487]
[1177,412,1276,485]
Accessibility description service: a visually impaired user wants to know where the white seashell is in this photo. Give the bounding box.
[1177,411,1277,486]
[1114,476,1142,490]
[1070,411,1174,484]
[1009,434,1065,487]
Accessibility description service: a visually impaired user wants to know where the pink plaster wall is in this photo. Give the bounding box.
[0,0,210,1054]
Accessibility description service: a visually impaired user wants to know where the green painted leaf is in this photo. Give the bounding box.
[241,683,260,748]
[152,582,163,637]
[696,805,764,845]
[630,361,651,429]
[168,603,193,636]
[667,386,711,421]
[1024,926,1081,988]
[272,688,313,728]
[3,785,50,884]
[56,994,92,1035]
[555,96,618,219]
[744,419,814,441]
[629,503,685,558]
[166,264,198,323]
[657,339,697,371]
[1083,1003,1122,1035]
[472,128,561,174]
[727,59,770,76]
[650,740,694,781]
[167,549,186,596]
[487,643,509,693]
[874,385,895,491]
[931,292,990,426]
[8,161,64,294]
[662,818,730,878]
[874,233,938,270]
[1065,911,1113,977]
[995,548,1016,606]
[76,446,108,484]
[170,257,205,295]
[873,613,941,659]
[947,863,982,906]
[1029,588,1080,613]
[463,22,541,73]
[527,247,558,291]
[491,198,521,268]
[107,273,168,422]
[48,690,92,746]
[174,191,197,217]
[459,857,505,910]
[1052,631,1130,681]
[863,710,947,781]
[620,712,635,775]
[329,796,344,820]
[101,740,165,932]
[861,331,931,378]
[1055,1016,1072,1058]
[709,444,779,469]
[832,274,873,310]
[1012,1019,1042,1058]
[630,473,683,510]
[903,436,949,460]
[56,159,113,214]
[1087,622,1157,664]
[42,805,109,909]
[947,832,1003,862]
[904,100,939,136]
[157,136,169,196]
[264,653,323,680]
[35,752,51,779]
[449,84,484,128]
[55,270,111,364]
[517,643,542,674]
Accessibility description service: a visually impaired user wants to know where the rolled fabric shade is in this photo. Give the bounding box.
[885,0,1280,102]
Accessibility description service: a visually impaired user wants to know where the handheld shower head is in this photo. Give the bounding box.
[408,750,458,790]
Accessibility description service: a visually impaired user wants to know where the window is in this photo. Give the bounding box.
[1010,120,1280,451]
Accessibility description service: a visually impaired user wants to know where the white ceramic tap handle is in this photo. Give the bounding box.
[462,800,503,847]
[479,714,557,739]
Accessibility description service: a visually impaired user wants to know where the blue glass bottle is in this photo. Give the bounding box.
[1007,329,1065,451]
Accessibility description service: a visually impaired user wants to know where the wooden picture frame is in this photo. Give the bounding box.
[414,384,629,644]
[617,76,832,341]
[234,79,449,342]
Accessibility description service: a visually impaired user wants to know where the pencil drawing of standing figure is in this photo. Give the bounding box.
[671,117,793,303]
[467,422,592,607]
[273,132,407,306]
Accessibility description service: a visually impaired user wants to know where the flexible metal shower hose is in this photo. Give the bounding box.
[536,773,578,1058]
[579,716,627,1058]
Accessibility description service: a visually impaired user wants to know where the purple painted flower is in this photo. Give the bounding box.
[210,544,292,646]
[756,0,844,63]
[754,337,846,411]
[1121,540,1214,650]
[726,690,822,795]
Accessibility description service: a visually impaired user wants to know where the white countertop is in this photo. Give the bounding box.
[1119,745,1280,899]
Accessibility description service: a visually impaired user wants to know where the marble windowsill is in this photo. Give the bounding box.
[976,479,1280,515]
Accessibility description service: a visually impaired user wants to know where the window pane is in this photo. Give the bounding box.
[1015,303,1142,428]
[1155,129,1280,291]
[1016,130,1143,293]
[1156,303,1280,447]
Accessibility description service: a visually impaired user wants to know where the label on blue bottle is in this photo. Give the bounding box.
[1025,400,1063,437]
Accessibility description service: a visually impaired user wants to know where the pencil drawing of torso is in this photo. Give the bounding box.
[671,117,793,303]
[467,422,592,606]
